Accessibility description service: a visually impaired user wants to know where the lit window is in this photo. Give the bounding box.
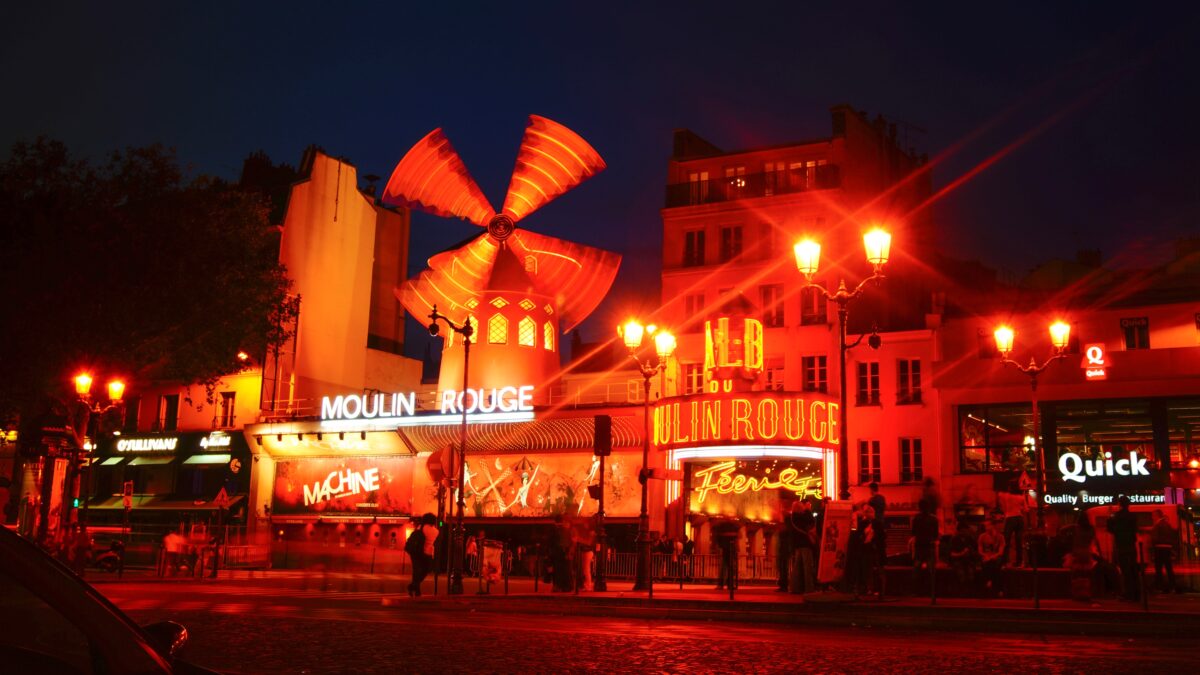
[519,299,536,311]
[544,304,554,315]
[688,171,710,204]
[802,355,827,393]
[901,438,923,483]
[490,297,509,308]
[524,256,537,274]
[518,317,536,347]
[218,392,236,428]
[856,362,880,405]
[859,440,881,484]
[487,314,508,344]
[465,298,479,310]
[683,363,704,395]
[543,322,555,351]
[1121,317,1150,350]
[764,360,784,391]
[760,284,784,328]
[898,359,922,404]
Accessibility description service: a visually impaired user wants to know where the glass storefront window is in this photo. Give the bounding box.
[959,404,1036,474]
[1168,398,1200,468]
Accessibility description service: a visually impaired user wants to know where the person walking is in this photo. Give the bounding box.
[790,500,817,594]
[1107,496,1140,602]
[713,520,740,591]
[948,521,978,595]
[1151,509,1178,593]
[406,513,439,597]
[162,529,185,577]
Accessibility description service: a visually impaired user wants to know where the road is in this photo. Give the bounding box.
[97,576,1193,674]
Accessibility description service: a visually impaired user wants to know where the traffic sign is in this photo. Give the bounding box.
[213,487,230,509]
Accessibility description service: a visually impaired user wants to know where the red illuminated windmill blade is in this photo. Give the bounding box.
[383,115,621,332]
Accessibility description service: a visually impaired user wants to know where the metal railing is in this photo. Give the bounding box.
[665,165,840,208]
[599,553,781,582]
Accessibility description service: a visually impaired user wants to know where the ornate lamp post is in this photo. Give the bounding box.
[792,228,891,500]
[72,373,125,528]
[992,321,1071,532]
[618,319,676,592]
[428,304,473,595]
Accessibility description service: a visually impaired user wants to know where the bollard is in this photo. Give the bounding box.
[370,545,376,575]
[534,545,541,593]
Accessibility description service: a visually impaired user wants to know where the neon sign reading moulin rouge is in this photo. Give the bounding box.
[303,467,381,506]
[320,385,534,421]
[693,461,822,503]
[653,391,839,450]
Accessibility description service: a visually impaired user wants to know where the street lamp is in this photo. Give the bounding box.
[428,304,473,595]
[618,319,676,592]
[71,372,126,528]
[992,321,1071,533]
[793,227,891,500]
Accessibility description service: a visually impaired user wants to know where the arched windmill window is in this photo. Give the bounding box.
[543,322,555,351]
[488,314,508,344]
[518,317,537,347]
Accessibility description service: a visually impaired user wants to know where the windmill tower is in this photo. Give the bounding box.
[383,116,621,401]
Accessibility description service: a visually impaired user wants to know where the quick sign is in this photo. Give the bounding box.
[1058,450,1149,484]
[653,391,839,451]
[116,437,178,452]
[1081,343,1108,381]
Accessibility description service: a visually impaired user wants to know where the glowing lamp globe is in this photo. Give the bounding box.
[994,326,1015,357]
[620,320,645,349]
[654,331,677,360]
[1049,321,1071,351]
[74,373,93,397]
[863,228,891,266]
[107,380,125,402]
[793,240,821,277]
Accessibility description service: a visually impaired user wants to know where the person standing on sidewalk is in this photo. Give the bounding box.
[775,499,794,592]
[998,481,1027,567]
[713,519,740,591]
[790,500,817,594]
[978,516,1006,597]
[1107,496,1140,602]
[406,513,439,597]
[911,499,939,596]
[1151,509,1178,593]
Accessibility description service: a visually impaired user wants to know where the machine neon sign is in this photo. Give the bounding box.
[303,467,381,506]
[693,460,822,503]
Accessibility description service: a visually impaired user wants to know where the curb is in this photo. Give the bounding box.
[380,593,1200,637]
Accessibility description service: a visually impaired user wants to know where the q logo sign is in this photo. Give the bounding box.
[1081,343,1107,381]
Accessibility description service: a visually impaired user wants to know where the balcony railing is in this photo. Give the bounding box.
[665,165,840,208]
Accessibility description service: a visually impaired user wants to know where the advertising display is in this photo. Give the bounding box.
[412,451,642,518]
[686,459,823,521]
[272,457,414,516]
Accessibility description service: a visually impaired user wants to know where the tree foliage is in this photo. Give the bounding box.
[0,138,296,419]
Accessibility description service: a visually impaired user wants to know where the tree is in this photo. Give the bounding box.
[0,138,297,429]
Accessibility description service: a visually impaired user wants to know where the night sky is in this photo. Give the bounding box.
[4,2,1199,349]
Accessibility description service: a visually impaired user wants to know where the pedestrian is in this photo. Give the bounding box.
[948,521,978,595]
[162,529,185,577]
[977,516,1006,597]
[682,534,695,581]
[1106,496,1140,601]
[713,519,740,591]
[790,500,817,594]
[1151,509,1177,593]
[867,481,888,568]
[911,498,939,596]
[406,513,439,597]
[776,499,794,592]
[997,481,1027,567]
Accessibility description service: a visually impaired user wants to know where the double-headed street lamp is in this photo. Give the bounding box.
[992,321,1071,532]
[618,319,676,592]
[428,304,473,596]
[71,373,126,529]
[793,228,892,500]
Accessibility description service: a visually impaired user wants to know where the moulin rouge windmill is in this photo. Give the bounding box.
[382,115,621,400]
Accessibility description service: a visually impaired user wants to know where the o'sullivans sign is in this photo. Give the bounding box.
[653,391,839,451]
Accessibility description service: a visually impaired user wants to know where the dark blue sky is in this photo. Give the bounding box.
[4,2,1198,345]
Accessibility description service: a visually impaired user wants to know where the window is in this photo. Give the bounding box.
[759,223,782,259]
[764,359,785,391]
[683,230,706,267]
[487,314,508,344]
[518,317,536,347]
[687,170,709,204]
[683,363,705,395]
[901,438,923,483]
[856,362,880,405]
[801,355,827,392]
[958,404,1037,474]
[1122,317,1150,350]
[800,286,827,325]
[157,394,179,432]
[763,161,786,196]
[719,226,742,262]
[858,440,881,484]
[543,322,555,351]
[684,293,705,330]
[218,391,236,428]
[724,165,746,198]
[760,284,784,328]
[898,359,922,404]
[804,159,828,188]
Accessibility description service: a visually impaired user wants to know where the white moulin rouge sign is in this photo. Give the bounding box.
[319,386,534,422]
[303,467,381,506]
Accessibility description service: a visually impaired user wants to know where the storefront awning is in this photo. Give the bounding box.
[98,456,125,466]
[89,495,244,510]
[128,456,174,466]
[395,415,642,454]
[183,453,231,465]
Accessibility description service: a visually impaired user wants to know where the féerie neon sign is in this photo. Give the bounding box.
[693,461,822,503]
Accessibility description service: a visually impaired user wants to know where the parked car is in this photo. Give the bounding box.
[0,525,216,673]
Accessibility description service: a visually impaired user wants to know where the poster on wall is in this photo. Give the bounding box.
[686,459,823,522]
[272,457,413,516]
[412,451,641,518]
[817,501,853,584]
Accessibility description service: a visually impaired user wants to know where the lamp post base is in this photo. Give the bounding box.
[447,523,465,595]
[631,530,654,591]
